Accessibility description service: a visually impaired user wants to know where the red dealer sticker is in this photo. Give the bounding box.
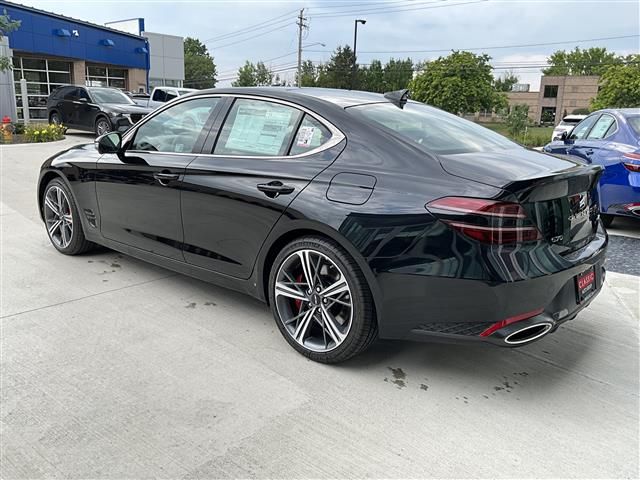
[576,267,596,304]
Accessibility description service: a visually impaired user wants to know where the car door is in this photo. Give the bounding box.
[75,87,99,130]
[566,114,602,161]
[576,113,618,164]
[546,114,600,157]
[60,87,80,127]
[180,96,345,278]
[95,96,223,260]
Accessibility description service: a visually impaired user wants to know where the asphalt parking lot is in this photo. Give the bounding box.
[2,134,639,479]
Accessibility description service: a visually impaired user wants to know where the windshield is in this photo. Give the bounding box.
[626,116,640,137]
[347,102,519,154]
[88,88,135,105]
[562,118,583,125]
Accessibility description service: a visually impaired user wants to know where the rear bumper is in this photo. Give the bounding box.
[376,231,607,346]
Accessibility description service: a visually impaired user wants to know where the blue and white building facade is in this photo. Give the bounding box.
[0,1,151,121]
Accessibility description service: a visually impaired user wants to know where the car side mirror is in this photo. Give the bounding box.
[96,132,122,154]
[78,97,88,103]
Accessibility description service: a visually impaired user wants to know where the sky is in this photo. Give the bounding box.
[13,0,640,89]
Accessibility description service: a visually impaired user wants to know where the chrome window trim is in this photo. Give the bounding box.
[123,93,346,159]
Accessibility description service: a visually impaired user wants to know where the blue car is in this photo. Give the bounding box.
[544,108,640,227]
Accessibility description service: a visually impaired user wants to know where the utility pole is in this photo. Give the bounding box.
[296,9,308,87]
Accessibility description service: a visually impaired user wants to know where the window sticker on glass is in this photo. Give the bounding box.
[222,102,298,156]
[296,126,316,148]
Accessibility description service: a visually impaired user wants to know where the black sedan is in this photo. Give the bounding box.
[47,85,152,136]
[37,87,607,363]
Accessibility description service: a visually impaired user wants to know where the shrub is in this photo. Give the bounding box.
[24,123,65,142]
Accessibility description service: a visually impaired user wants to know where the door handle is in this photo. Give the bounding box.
[153,171,179,185]
[585,149,594,155]
[257,181,295,198]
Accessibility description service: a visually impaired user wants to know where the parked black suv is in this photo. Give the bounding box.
[47,86,153,136]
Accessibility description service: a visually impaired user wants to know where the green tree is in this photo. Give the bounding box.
[501,104,530,138]
[359,59,384,92]
[494,71,519,92]
[254,61,273,86]
[319,45,355,89]
[232,61,256,86]
[409,51,506,115]
[542,47,622,76]
[0,9,21,73]
[183,37,217,88]
[297,60,317,87]
[591,55,640,109]
[383,58,414,91]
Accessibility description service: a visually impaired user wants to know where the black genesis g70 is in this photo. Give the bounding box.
[37,88,607,363]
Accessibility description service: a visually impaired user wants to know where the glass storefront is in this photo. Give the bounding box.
[86,65,128,90]
[12,56,72,120]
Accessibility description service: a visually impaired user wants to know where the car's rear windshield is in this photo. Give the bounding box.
[626,116,640,136]
[562,117,583,124]
[347,102,518,154]
[88,88,135,105]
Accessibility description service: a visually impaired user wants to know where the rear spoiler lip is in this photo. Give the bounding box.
[502,164,603,203]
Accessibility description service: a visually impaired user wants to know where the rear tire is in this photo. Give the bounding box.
[601,214,615,228]
[42,178,94,255]
[268,236,377,363]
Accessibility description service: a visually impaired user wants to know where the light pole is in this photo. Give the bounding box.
[352,19,366,90]
[296,42,325,87]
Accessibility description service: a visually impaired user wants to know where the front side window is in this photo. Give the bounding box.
[587,114,616,140]
[214,99,302,156]
[289,115,332,156]
[569,115,600,140]
[347,102,517,155]
[130,97,219,153]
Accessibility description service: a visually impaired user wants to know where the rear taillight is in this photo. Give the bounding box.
[426,197,542,245]
[623,153,640,172]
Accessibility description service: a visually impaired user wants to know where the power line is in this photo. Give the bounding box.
[309,0,448,17]
[209,22,295,50]
[308,0,487,18]
[306,34,640,54]
[202,9,299,44]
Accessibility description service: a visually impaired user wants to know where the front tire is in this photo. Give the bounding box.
[95,116,112,136]
[49,111,61,125]
[268,236,377,363]
[42,178,94,255]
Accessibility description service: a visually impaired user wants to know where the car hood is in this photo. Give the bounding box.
[437,147,586,189]
[102,103,153,114]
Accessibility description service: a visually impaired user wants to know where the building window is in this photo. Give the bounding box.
[13,56,72,121]
[543,85,558,98]
[540,106,556,124]
[86,65,128,90]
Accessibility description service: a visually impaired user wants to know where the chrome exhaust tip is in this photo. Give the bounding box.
[504,322,553,345]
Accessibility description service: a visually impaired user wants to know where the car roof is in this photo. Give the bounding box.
[562,114,586,120]
[195,87,390,108]
[595,108,640,117]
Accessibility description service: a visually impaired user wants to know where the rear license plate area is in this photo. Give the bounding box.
[576,266,596,304]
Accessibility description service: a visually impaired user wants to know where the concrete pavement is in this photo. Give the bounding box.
[1,136,639,478]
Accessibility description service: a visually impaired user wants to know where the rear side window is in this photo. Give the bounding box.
[347,102,516,154]
[587,114,616,140]
[214,99,302,156]
[152,89,166,102]
[569,115,599,140]
[63,88,79,101]
[626,116,640,136]
[131,97,219,153]
[289,115,332,156]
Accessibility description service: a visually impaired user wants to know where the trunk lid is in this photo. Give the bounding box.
[438,148,603,254]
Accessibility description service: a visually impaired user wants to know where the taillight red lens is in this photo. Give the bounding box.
[623,153,640,172]
[479,308,545,337]
[427,197,542,245]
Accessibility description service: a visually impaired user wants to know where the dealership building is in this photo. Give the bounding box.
[0,1,184,122]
